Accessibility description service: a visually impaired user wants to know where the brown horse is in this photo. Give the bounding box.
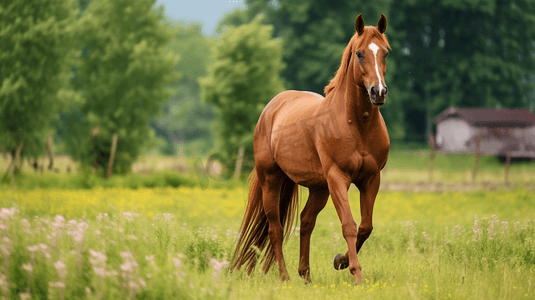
[231,14,390,284]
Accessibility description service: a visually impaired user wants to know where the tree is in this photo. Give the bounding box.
[221,0,535,142]
[151,22,216,156]
[202,15,285,165]
[71,0,178,174]
[0,0,79,176]
[218,0,404,138]
[388,0,535,140]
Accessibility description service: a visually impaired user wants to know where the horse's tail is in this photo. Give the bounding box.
[231,169,299,275]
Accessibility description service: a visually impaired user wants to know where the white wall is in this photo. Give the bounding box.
[436,118,475,152]
[525,125,535,146]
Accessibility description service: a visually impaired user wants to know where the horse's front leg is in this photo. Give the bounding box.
[334,172,381,271]
[356,172,380,252]
[298,188,329,282]
[326,168,364,284]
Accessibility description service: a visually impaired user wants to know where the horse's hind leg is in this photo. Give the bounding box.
[298,188,329,282]
[258,167,291,281]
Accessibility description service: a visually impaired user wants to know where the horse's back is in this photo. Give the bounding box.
[254,90,329,186]
[260,90,325,122]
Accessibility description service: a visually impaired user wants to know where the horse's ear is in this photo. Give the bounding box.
[355,14,365,35]
[377,14,387,34]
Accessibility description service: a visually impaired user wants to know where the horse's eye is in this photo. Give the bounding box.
[356,51,365,64]
[384,51,390,58]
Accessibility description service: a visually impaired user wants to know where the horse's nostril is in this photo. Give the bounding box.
[370,86,377,95]
[383,86,388,96]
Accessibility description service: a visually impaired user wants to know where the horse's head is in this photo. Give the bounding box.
[351,14,390,106]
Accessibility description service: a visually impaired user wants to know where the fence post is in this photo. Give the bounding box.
[234,145,245,181]
[504,151,511,186]
[428,134,436,183]
[472,133,482,184]
[106,133,118,178]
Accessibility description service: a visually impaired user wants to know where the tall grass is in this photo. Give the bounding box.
[1,187,534,299]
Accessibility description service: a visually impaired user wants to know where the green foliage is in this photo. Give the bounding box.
[388,0,535,139]
[71,0,179,174]
[184,227,229,272]
[202,15,285,162]
[152,23,216,156]
[0,171,197,190]
[228,0,535,142]
[0,0,79,159]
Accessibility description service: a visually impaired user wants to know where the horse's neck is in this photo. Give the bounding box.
[327,73,379,129]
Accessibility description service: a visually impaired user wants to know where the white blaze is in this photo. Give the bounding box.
[368,42,385,95]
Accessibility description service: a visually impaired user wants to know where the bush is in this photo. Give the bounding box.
[0,171,199,190]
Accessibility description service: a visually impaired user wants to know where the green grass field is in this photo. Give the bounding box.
[1,187,534,299]
[2,149,534,191]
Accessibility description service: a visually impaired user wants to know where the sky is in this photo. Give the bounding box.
[156,0,246,36]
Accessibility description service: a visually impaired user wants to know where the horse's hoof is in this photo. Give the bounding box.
[333,253,349,270]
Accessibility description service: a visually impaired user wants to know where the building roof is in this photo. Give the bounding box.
[434,107,535,127]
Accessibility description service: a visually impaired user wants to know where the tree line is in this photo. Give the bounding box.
[1,0,179,177]
[2,0,534,176]
[215,0,535,144]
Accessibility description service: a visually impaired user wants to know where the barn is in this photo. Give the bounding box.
[434,107,535,159]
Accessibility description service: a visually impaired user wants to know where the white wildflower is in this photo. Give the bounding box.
[27,245,39,252]
[0,273,8,294]
[500,221,509,237]
[128,280,139,290]
[473,215,481,241]
[488,215,498,240]
[144,255,154,262]
[139,278,147,288]
[93,267,106,278]
[123,212,133,221]
[172,258,182,268]
[0,207,17,219]
[53,215,65,228]
[422,231,429,241]
[54,260,67,278]
[210,258,229,280]
[49,281,66,288]
[78,221,89,230]
[96,213,109,222]
[89,249,107,265]
[22,263,33,273]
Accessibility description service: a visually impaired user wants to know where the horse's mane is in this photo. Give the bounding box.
[324,26,390,96]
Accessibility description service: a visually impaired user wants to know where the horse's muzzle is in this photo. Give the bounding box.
[369,85,387,105]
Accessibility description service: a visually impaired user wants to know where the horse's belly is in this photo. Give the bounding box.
[271,135,325,186]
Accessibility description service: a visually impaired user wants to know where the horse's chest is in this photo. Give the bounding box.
[348,152,382,183]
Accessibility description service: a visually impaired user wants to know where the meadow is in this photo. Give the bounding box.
[1,186,534,299]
